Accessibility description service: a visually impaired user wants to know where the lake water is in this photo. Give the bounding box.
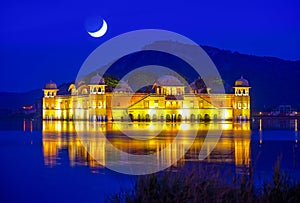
[0,118,299,202]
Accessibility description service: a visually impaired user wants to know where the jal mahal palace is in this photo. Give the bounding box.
[42,74,251,122]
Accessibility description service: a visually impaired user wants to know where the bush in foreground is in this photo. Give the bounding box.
[106,160,300,203]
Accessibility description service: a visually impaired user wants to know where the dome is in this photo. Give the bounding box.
[44,80,57,89]
[156,75,184,86]
[90,73,105,84]
[114,80,133,92]
[234,76,249,87]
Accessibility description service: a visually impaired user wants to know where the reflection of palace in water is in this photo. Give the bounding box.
[42,75,251,121]
[42,121,251,174]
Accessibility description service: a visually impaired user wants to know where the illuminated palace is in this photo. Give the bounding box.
[42,74,251,121]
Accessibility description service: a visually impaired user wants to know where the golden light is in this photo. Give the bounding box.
[42,76,252,129]
[22,105,33,110]
[41,120,252,173]
[148,123,157,131]
[179,109,190,117]
[180,123,190,131]
[55,121,62,132]
[259,119,262,131]
[147,109,156,116]
[221,123,231,130]
[222,110,230,120]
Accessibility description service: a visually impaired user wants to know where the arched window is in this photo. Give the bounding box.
[204,114,210,121]
[190,114,195,122]
[178,114,182,122]
[166,101,171,108]
[82,88,88,94]
[213,114,218,120]
[172,101,176,108]
[129,114,134,121]
[145,114,150,121]
[152,114,157,121]
[166,114,171,122]
[197,114,201,121]
[199,101,204,108]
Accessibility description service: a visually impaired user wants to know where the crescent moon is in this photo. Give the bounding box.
[88,19,108,38]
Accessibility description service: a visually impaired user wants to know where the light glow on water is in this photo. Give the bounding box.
[1,118,300,202]
[42,121,251,174]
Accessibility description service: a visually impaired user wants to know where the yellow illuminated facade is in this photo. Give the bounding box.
[43,75,251,121]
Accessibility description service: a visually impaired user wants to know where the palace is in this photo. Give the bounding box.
[42,75,251,121]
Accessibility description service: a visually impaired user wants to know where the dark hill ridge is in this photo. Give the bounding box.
[101,42,300,111]
[1,45,299,112]
[0,90,42,109]
[202,45,300,110]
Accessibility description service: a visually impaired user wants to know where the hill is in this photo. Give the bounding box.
[1,44,299,113]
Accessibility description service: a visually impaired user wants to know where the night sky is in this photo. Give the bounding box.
[1,0,299,92]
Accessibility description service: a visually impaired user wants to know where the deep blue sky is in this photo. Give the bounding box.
[1,0,299,92]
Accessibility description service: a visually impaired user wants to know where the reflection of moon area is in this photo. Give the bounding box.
[88,19,107,38]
